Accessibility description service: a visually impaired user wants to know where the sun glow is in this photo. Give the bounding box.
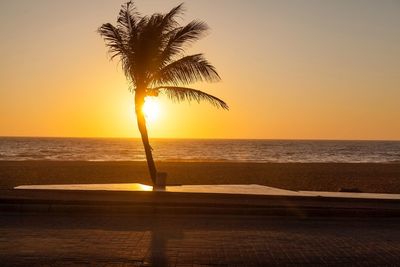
[142,97,160,122]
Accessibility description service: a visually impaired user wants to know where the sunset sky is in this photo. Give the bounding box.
[0,0,399,140]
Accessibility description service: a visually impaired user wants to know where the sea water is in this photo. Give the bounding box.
[0,137,399,163]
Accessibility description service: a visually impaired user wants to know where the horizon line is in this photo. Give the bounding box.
[0,135,399,142]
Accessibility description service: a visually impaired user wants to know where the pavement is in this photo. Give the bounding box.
[2,184,400,266]
[0,213,399,266]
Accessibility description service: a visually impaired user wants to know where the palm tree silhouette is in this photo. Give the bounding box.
[99,1,228,186]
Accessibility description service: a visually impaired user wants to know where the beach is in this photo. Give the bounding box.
[1,161,400,193]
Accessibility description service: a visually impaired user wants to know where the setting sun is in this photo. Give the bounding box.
[142,97,160,122]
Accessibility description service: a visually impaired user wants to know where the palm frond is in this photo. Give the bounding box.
[150,86,228,110]
[98,23,134,82]
[137,3,184,50]
[133,4,185,81]
[152,54,220,86]
[98,23,126,60]
[159,3,184,33]
[117,1,140,36]
[159,20,209,66]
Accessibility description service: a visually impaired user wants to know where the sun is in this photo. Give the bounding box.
[142,97,160,122]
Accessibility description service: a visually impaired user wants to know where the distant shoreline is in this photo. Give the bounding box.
[1,136,400,142]
[1,161,400,194]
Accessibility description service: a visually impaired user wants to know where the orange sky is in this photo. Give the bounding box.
[0,0,399,140]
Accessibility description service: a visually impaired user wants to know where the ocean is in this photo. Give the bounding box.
[0,137,399,163]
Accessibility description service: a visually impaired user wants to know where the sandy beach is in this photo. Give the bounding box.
[1,161,400,193]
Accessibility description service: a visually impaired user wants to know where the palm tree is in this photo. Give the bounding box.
[99,1,228,186]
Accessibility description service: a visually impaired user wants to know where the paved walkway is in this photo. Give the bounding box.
[0,213,399,266]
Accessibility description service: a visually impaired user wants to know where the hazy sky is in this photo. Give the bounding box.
[1,0,399,140]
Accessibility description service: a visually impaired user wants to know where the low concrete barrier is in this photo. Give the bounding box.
[1,189,400,217]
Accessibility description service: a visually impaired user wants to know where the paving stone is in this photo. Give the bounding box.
[0,214,399,266]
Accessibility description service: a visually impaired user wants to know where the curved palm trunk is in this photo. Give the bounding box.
[135,92,157,185]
